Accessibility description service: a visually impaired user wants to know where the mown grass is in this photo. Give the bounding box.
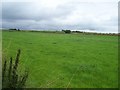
[2,30,118,88]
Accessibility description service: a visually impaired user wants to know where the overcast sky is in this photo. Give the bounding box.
[1,0,119,33]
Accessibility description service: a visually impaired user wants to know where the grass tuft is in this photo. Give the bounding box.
[2,49,28,88]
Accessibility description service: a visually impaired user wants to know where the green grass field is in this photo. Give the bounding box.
[2,31,118,88]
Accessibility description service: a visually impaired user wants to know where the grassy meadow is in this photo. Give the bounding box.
[2,30,118,88]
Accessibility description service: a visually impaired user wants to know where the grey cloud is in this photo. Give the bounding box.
[2,1,118,33]
[2,2,74,21]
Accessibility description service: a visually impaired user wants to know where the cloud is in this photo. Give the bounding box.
[2,0,118,33]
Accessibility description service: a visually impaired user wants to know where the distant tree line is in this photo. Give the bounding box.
[72,31,119,36]
[9,28,20,31]
[61,30,119,36]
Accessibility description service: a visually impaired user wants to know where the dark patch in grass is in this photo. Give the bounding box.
[45,53,49,55]
[40,51,43,52]
[79,64,97,73]
[28,43,32,44]
[52,42,57,44]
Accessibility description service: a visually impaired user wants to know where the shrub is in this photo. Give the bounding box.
[62,30,71,34]
[18,29,20,31]
[2,49,28,89]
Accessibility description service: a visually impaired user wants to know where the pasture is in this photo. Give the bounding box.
[2,30,118,88]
